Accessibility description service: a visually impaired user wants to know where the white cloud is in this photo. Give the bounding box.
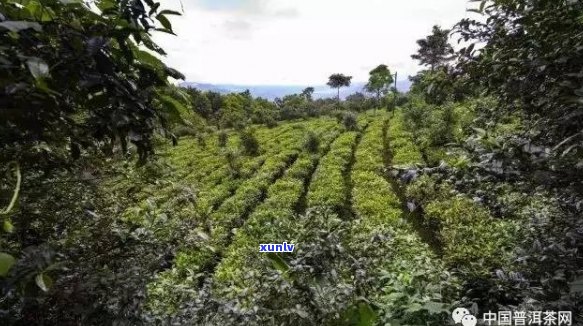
[153,0,471,85]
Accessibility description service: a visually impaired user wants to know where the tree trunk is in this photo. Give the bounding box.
[337,88,340,104]
[393,71,398,110]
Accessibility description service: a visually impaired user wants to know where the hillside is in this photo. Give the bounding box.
[80,109,559,324]
[107,112,460,324]
[180,80,413,100]
[2,0,582,325]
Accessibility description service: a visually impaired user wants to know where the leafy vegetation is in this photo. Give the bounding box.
[327,73,353,103]
[307,131,359,213]
[365,64,394,108]
[1,0,582,324]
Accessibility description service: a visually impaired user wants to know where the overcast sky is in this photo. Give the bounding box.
[153,0,472,85]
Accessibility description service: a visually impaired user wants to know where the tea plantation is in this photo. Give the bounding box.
[87,111,533,324]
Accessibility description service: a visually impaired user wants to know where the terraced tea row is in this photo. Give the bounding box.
[139,111,519,322]
[207,121,368,317]
[122,118,337,224]
[212,128,344,299]
[387,109,519,275]
[346,117,451,322]
[307,131,359,213]
[146,119,341,312]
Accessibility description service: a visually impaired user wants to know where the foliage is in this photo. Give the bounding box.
[0,0,186,166]
[443,0,583,311]
[239,129,260,156]
[409,69,454,105]
[303,131,320,154]
[276,93,312,120]
[301,87,315,101]
[411,25,453,71]
[408,176,518,271]
[217,130,228,147]
[387,111,424,166]
[341,112,358,131]
[224,149,242,178]
[454,0,583,195]
[145,120,340,315]
[183,84,377,128]
[173,126,198,138]
[2,0,583,323]
[345,92,376,112]
[186,88,214,120]
[349,119,459,325]
[365,64,394,106]
[308,132,357,213]
[166,209,367,326]
[0,0,188,323]
[409,24,476,106]
[327,73,353,102]
[220,93,248,129]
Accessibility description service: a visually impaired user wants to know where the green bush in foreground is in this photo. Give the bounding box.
[407,175,519,273]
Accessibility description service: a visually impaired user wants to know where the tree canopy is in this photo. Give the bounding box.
[327,73,352,103]
[455,0,583,193]
[0,0,186,166]
[301,87,315,101]
[411,25,453,71]
[365,64,394,106]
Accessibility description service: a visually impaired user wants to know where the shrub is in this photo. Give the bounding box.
[347,120,456,325]
[173,126,198,138]
[308,132,357,211]
[224,150,241,178]
[407,175,518,272]
[239,129,260,156]
[217,131,228,147]
[388,111,424,166]
[424,197,518,270]
[196,134,207,147]
[265,117,278,128]
[303,131,320,153]
[342,112,358,131]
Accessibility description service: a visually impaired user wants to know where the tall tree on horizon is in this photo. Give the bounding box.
[411,25,454,71]
[327,73,352,104]
[365,64,394,110]
[301,87,315,101]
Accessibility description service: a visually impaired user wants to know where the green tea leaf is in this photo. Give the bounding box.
[357,302,377,326]
[0,21,42,32]
[0,253,15,277]
[156,14,172,31]
[159,10,181,16]
[3,219,14,233]
[26,57,50,79]
[267,252,289,274]
[35,273,53,292]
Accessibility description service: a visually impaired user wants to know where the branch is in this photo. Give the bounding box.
[1,162,21,215]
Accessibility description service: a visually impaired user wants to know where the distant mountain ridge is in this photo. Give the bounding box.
[180,80,412,101]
